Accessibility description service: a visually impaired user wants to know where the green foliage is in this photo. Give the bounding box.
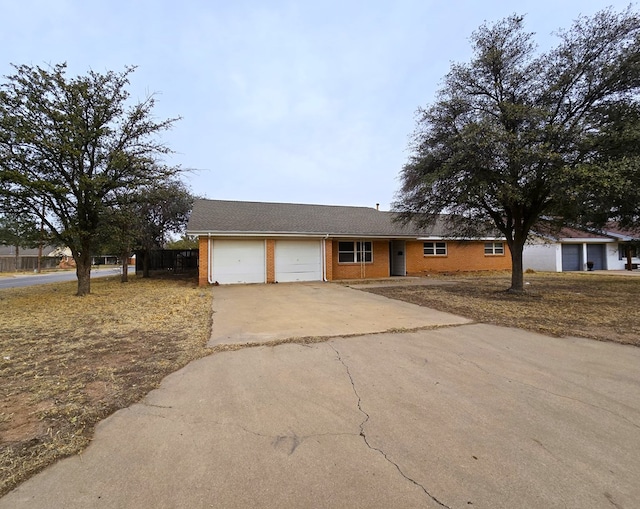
[165,235,198,250]
[100,179,194,278]
[578,101,640,229]
[0,211,41,249]
[103,178,194,253]
[0,63,181,294]
[394,7,640,290]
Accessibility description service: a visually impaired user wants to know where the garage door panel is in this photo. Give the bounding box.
[275,241,322,282]
[212,240,265,284]
[562,244,581,272]
[587,244,605,270]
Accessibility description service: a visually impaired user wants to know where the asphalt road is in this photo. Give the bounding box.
[0,266,135,289]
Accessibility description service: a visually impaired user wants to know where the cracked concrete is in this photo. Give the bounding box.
[330,343,451,509]
[3,284,640,508]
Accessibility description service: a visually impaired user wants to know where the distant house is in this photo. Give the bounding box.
[186,199,511,286]
[600,224,640,270]
[523,225,640,272]
[0,245,72,272]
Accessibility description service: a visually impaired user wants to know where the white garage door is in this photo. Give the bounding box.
[211,240,265,284]
[275,240,322,282]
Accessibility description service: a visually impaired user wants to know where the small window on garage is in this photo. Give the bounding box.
[338,241,373,263]
[485,242,505,255]
[424,242,447,256]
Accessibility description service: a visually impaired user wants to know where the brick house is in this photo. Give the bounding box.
[186,199,511,286]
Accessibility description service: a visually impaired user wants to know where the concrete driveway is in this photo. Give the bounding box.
[208,282,469,346]
[2,283,640,508]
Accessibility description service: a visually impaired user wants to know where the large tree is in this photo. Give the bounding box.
[0,209,42,270]
[578,100,640,229]
[0,63,180,295]
[394,7,640,292]
[101,178,194,281]
[134,179,194,278]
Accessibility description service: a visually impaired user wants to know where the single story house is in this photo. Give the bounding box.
[601,224,640,270]
[186,199,511,285]
[523,225,640,272]
[0,245,72,272]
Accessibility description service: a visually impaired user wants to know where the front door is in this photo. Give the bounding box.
[390,240,406,276]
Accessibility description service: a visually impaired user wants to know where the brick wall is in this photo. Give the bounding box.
[198,236,209,286]
[266,239,275,283]
[324,239,333,281]
[405,240,511,275]
[331,240,390,280]
[197,236,510,286]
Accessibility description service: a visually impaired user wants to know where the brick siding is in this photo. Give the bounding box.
[405,240,511,275]
[198,236,209,286]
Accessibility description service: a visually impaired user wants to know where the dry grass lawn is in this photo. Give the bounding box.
[363,272,640,345]
[0,274,213,497]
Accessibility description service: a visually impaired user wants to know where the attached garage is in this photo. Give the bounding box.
[275,240,323,282]
[561,244,582,271]
[211,240,265,284]
[586,244,606,270]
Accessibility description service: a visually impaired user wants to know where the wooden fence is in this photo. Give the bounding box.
[0,256,62,273]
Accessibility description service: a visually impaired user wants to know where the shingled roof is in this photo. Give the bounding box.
[0,245,68,257]
[187,199,450,238]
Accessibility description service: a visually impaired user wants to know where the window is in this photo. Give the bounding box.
[619,244,637,260]
[484,242,505,255]
[423,242,447,256]
[338,241,373,263]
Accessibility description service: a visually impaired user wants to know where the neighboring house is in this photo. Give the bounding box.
[186,199,510,285]
[600,224,640,270]
[523,225,640,272]
[0,245,72,272]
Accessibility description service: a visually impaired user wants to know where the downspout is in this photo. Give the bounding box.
[207,235,215,284]
[265,239,268,283]
[322,234,329,282]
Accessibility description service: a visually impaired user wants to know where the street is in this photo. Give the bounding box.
[0,266,135,289]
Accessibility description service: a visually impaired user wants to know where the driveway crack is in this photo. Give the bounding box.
[329,343,452,509]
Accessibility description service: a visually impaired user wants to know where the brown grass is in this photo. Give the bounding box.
[362,272,640,345]
[0,274,213,496]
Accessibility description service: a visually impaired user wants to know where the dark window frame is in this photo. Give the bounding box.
[338,241,373,263]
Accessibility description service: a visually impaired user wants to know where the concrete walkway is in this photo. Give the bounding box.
[2,283,640,508]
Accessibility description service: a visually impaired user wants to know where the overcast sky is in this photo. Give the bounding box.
[1,1,634,210]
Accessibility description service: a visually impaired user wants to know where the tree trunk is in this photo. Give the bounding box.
[142,249,150,278]
[509,239,525,293]
[75,251,92,296]
[120,250,130,283]
[626,245,633,271]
